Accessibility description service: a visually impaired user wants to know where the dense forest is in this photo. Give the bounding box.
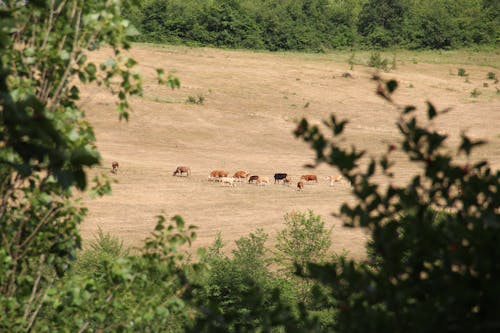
[126,0,500,51]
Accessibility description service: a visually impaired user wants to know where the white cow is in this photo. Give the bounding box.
[221,177,236,187]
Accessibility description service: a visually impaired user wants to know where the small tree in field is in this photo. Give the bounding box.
[276,210,332,271]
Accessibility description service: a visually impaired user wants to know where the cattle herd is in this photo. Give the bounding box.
[111,162,350,191]
[177,164,348,191]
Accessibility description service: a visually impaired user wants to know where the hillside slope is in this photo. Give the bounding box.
[81,45,500,259]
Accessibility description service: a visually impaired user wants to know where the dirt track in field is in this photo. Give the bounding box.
[80,45,500,260]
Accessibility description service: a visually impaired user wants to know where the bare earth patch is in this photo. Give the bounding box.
[80,45,500,260]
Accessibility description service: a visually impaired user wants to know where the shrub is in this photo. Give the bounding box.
[186,95,205,105]
[487,72,497,80]
[72,227,128,279]
[368,51,389,71]
[470,88,481,97]
[458,68,468,77]
[276,211,332,271]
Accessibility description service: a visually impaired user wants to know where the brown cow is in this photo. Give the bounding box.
[300,174,318,183]
[111,161,119,174]
[233,170,249,181]
[209,170,229,181]
[284,176,292,185]
[248,175,259,184]
[173,166,191,177]
[297,181,304,191]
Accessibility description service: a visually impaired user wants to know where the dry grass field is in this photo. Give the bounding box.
[80,44,500,260]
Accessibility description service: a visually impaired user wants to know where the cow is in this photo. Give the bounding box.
[297,181,304,191]
[209,170,229,181]
[220,177,236,187]
[300,174,318,183]
[248,175,259,184]
[325,175,348,187]
[284,176,292,185]
[256,176,270,186]
[274,173,288,184]
[173,166,191,177]
[233,170,249,182]
[111,161,119,174]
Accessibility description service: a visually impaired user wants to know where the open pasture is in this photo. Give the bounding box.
[81,45,500,260]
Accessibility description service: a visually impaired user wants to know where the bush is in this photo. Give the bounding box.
[368,51,389,71]
[276,210,332,271]
[191,230,300,332]
[487,72,497,80]
[72,228,128,279]
[458,68,468,77]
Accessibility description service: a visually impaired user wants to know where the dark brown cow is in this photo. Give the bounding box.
[248,175,259,184]
[274,173,288,184]
[300,174,318,183]
[111,161,119,174]
[173,166,191,177]
[297,181,304,191]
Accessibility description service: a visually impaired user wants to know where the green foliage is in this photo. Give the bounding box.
[348,51,356,70]
[357,0,406,48]
[367,52,389,71]
[458,68,469,77]
[0,1,178,331]
[470,88,481,97]
[36,215,199,332]
[487,71,497,80]
[191,230,301,332]
[186,95,205,105]
[294,77,500,332]
[276,211,332,271]
[127,0,498,50]
[71,228,128,280]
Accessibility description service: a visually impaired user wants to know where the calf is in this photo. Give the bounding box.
[111,161,119,174]
[297,181,304,191]
[256,176,270,186]
[248,175,259,184]
[300,174,318,183]
[326,175,347,187]
[173,166,191,177]
[284,176,292,185]
[274,173,288,184]
[221,177,236,187]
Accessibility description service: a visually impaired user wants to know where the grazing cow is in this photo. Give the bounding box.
[209,170,229,181]
[256,176,270,186]
[248,175,259,184]
[220,177,236,187]
[173,166,191,177]
[300,174,318,183]
[274,173,288,184]
[325,175,347,187]
[233,170,249,182]
[111,161,119,174]
[284,176,292,185]
[297,181,304,191]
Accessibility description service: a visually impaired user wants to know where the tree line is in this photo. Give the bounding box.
[127,0,499,51]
